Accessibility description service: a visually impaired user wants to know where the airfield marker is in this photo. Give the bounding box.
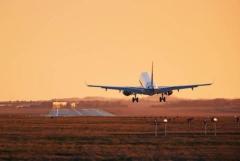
[238,117,239,128]
[163,118,168,136]
[234,116,239,128]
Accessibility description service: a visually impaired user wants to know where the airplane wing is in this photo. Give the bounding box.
[158,83,212,93]
[87,84,145,94]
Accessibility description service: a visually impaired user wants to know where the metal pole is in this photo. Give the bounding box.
[56,108,59,117]
[205,125,206,135]
[204,122,207,135]
[164,123,167,136]
[155,119,158,137]
[214,123,216,136]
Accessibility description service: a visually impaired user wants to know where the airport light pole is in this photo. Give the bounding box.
[56,107,59,117]
[163,118,168,136]
[187,117,194,129]
[211,117,218,136]
[203,119,208,136]
[154,119,158,137]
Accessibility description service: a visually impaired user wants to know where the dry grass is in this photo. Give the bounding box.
[0,115,239,161]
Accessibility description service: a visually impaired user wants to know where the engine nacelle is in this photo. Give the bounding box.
[123,90,133,96]
[165,91,173,96]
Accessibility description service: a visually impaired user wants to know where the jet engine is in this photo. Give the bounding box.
[165,91,173,96]
[123,90,133,96]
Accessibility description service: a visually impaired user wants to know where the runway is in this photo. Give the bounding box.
[47,108,114,117]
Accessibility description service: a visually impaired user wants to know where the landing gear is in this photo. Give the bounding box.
[132,97,139,103]
[159,94,166,102]
[132,94,139,103]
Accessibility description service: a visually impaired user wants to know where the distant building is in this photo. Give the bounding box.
[52,101,77,108]
[70,102,76,108]
[52,102,67,108]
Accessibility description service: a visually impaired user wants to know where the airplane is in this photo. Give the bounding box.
[87,62,212,103]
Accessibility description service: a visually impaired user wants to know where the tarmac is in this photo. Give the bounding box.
[46,108,114,117]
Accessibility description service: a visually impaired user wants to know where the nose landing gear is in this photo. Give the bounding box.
[132,94,139,103]
[159,94,166,102]
[132,97,139,103]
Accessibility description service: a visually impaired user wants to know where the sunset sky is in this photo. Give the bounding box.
[0,0,240,101]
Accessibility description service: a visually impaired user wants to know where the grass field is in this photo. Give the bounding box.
[0,115,239,161]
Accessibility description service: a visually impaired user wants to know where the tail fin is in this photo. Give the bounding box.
[151,62,154,87]
[139,62,155,89]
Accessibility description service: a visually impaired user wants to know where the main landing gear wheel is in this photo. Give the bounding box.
[132,97,139,103]
[159,96,166,102]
